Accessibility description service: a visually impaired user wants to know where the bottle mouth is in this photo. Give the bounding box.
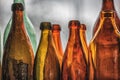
[40,22,52,30]
[80,24,86,30]
[52,24,61,31]
[68,20,80,29]
[12,3,24,11]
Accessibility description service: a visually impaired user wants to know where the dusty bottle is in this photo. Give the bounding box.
[3,0,37,54]
[2,3,34,80]
[33,22,60,80]
[89,10,120,80]
[52,24,63,69]
[62,20,88,80]
[93,0,120,34]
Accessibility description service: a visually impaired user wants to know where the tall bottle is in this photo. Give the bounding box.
[62,20,88,80]
[93,0,120,34]
[90,5,120,80]
[33,22,60,80]
[52,24,63,69]
[3,0,37,54]
[2,3,34,80]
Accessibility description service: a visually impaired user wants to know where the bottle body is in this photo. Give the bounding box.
[52,24,63,69]
[33,22,60,80]
[2,3,34,80]
[3,0,37,54]
[90,11,120,80]
[62,20,88,80]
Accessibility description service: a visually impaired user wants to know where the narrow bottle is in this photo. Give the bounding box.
[62,20,88,80]
[2,3,34,80]
[3,0,37,54]
[52,24,63,69]
[89,10,120,80]
[33,22,60,80]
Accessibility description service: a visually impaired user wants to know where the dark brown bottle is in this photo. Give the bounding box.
[2,3,34,80]
[62,20,88,80]
[90,3,120,80]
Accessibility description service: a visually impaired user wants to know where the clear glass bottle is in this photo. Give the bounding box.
[52,24,63,69]
[3,0,37,54]
[90,10,120,80]
[33,22,60,80]
[2,3,34,80]
[62,20,88,80]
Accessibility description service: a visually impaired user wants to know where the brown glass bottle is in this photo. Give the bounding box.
[52,24,63,69]
[62,20,88,80]
[2,3,34,80]
[93,0,120,34]
[90,9,120,80]
[33,22,60,80]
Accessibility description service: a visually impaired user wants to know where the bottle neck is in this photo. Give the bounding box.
[102,0,115,11]
[14,0,25,9]
[12,11,24,29]
[52,31,63,55]
[69,28,80,42]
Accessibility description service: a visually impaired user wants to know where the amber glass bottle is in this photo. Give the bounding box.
[2,3,34,80]
[90,7,120,80]
[33,22,60,80]
[62,20,88,80]
[93,0,120,34]
[52,24,63,69]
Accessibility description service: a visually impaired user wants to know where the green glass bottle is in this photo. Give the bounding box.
[3,0,37,54]
[2,3,34,80]
[33,22,60,80]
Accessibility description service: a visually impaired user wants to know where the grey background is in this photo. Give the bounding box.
[0,0,120,52]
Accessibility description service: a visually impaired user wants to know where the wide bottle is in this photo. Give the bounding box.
[62,20,88,80]
[3,0,37,54]
[2,3,34,80]
[90,0,120,79]
[33,22,60,80]
[52,24,63,69]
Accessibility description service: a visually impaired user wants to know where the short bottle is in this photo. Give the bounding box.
[33,22,60,80]
[2,3,34,80]
[52,24,63,69]
[62,20,88,80]
[90,8,120,80]
[3,0,37,54]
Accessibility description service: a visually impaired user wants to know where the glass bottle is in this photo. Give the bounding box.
[93,0,120,34]
[62,20,88,80]
[52,24,63,69]
[2,3,34,80]
[33,22,60,80]
[89,10,120,80]
[3,0,37,54]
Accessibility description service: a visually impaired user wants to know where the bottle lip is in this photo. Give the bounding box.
[52,24,61,31]
[80,24,86,30]
[40,22,52,30]
[12,3,24,11]
[68,20,80,28]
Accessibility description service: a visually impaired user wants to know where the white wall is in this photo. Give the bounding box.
[0,0,120,52]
